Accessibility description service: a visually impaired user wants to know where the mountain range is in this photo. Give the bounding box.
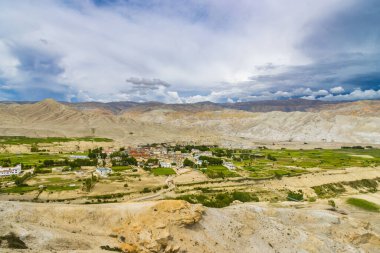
[0,99,379,146]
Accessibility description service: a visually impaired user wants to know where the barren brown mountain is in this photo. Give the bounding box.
[0,99,379,146]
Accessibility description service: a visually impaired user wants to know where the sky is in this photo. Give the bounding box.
[0,0,379,103]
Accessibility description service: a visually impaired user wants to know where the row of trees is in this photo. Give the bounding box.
[88,147,107,159]
[199,156,223,165]
[41,158,97,169]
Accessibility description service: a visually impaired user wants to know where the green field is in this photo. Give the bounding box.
[0,153,66,166]
[246,166,307,179]
[0,186,39,194]
[152,167,176,176]
[202,165,238,178]
[230,149,380,177]
[0,136,113,145]
[346,198,380,212]
[111,166,132,172]
[45,185,80,192]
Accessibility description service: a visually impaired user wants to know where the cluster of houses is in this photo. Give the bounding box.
[95,167,112,177]
[0,145,236,178]
[127,146,192,168]
[126,146,236,171]
[0,164,22,177]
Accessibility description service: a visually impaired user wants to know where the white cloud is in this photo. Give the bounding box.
[330,86,345,94]
[0,0,357,102]
[320,89,380,101]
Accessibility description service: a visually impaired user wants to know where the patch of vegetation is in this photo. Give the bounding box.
[345,178,378,192]
[199,156,223,166]
[0,185,39,194]
[234,148,380,171]
[194,187,221,193]
[100,245,123,252]
[0,136,112,145]
[202,165,238,179]
[141,187,152,193]
[140,186,162,193]
[45,185,79,192]
[88,192,129,200]
[346,198,380,212]
[287,190,304,201]
[152,167,176,176]
[312,178,379,198]
[312,183,346,198]
[82,174,98,192]
[0,232,28,249]
[328,199,336,209]
[176,191,259,208]
[14,172,33,186]
[183,158,195,167]
[111,166,132,172]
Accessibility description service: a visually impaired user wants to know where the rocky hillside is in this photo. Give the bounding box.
[0,99,379,145]
[0,200,379,252]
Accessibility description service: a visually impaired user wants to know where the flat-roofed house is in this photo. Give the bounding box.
[223,162,236,170]
[159,161,172,168]
[95,167,112,177]
[0,164,22,177]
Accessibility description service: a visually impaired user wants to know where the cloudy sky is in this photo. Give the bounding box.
[0,0,379,103]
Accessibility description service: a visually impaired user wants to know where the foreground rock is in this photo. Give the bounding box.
[0,200,379,252]
[113,200,204,253]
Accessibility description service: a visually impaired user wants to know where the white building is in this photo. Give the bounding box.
[199,151,213,157]
[52,167,64,173]
[70,155,89,159]
[0,164,22,177]
[95,167,112,177]
[160,161,172,168]
[223,162,236,170]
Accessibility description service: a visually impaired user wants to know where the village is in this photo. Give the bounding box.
[0,142,379,210]
[47,144,236,179]
[0,143,239,202]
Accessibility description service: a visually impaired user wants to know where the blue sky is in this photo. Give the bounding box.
[0,0,379,103]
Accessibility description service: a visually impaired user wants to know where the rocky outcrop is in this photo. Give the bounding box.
[113,200,204,253]
[0,200,379,252]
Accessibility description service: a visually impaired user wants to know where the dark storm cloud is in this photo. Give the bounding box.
[126,77,171,90]
[299,0,380,59]
[249,53,380,92]
[246,0,380,95]
[12,46,64,76]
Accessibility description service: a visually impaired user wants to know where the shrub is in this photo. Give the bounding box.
[267,154,277,161]
[176,191,259,208]
[287,190,304,201]
[0,232,28,249]
[345,179,378,192]
[232,192,259,202]
[183,158,195,167]
[14,172,32,186]
[328,199,336,209]
[199,156,223,165]
[100,245,123,252]
[312,183,346,198]
[141,187,151,193]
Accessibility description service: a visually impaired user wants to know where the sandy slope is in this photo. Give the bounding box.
[0,200,379,253]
